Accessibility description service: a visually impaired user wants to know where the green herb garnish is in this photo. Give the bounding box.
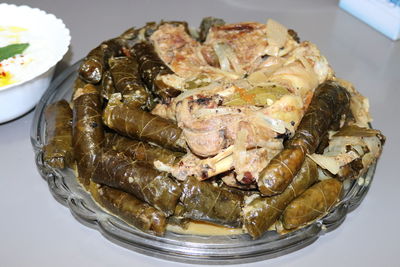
[0,43,29,61]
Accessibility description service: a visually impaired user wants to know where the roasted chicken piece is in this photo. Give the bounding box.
[151,23,209,78]
[203,20,299,73]
[174,92,303,157]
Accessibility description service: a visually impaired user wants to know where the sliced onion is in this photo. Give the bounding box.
[213,42,244,75]
[308,154,341,174]
[233,128,248,178]
[308,151,360,175]
[253,111,287,134]
[202,66,241,80]
[213,42,231,72]
[173,82,221,103]
[222,43,243,74]
[266,19,288,48]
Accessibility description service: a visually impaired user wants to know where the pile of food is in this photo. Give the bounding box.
[43,18,385,239]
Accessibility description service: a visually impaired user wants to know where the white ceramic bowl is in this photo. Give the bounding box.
[0,4,70,123]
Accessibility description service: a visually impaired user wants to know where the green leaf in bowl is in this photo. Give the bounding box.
[0,43,29,61]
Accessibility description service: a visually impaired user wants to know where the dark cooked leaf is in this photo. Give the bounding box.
[258,147,306,196]
[258,81,350,196]
[103,94,185,152]
[100,70,115,100]
[199,17,225,43]
[133,41,181,102]
[43,100,73,169]
[286,81,351,153]
[71,77,87,101]
[180,176,243,228]
[333,125,384,138]
[282,178,342,230]
[79,38,123,84]
[92,149,182,216]
[72,84,105,186]
[90,183,167,236]
[108,56,152,109]
[167,203,190,229]
[105,133,183,165]
[244,158,318,239]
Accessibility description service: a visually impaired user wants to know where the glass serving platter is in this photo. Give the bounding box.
[30,60,376,264]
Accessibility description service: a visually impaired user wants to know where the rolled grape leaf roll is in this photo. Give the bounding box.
[103,94,185,152]
[244,158,318,239]
[104,133,183,166]
[108,56,152,109]
[258,81,350,196]
[133,41,181,103]
[90,183,167,236]
[93,149,182,216]
[72,84,105,186]
[43,100,73,169]
[180,176,243,228]
[282,178,343,230]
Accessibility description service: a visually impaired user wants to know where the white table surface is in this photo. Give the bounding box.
[1,0,399,266]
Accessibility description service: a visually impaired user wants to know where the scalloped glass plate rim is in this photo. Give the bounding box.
[30,60,376,264]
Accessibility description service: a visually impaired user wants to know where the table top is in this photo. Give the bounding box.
[1,0,399,266]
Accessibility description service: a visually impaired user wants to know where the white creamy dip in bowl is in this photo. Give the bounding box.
[0,4,70,123]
